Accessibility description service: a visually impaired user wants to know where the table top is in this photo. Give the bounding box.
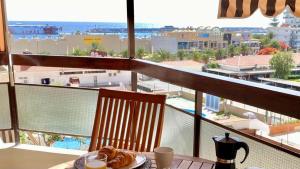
[49,152,215,169]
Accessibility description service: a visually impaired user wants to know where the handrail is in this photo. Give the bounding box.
[12,54,131,70]
[10,54,300,118]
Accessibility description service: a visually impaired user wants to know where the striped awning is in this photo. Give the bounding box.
[218,0,300,18]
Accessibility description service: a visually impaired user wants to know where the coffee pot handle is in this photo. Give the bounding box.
[237,141,249,164]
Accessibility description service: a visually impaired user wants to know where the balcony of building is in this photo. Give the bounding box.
[0,0,300,169]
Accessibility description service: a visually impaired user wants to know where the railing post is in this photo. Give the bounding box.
[126,0,137,91]
[193,91,203,157]
[1,0,20,143]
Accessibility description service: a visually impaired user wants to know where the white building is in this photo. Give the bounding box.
[283,8,300,28]
[13,66,131,89]
[268,27,293,47]
[151,36,178,54]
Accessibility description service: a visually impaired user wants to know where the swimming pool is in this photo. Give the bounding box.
[52,137,90,150]
[166,97,207,117]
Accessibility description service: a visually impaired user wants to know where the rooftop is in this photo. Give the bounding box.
[217,54,300,68]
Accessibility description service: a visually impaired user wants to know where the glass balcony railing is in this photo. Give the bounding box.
[0,82,297,169]
[0,83,11,130]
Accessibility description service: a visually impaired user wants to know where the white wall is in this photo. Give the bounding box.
[151,36,178,54]
[14,69,131,87]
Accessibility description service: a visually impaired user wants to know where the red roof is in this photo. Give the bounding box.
[217,54,300,68]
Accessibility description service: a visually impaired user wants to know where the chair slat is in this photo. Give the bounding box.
[118,100,130,149]
[114,99,124,148]
[1,131,6,143]
[146,103,158,152]
[103,98,114,146]
[130,101,141,150]
[140,103,152,152]
[109,98,119,146]
[135,102,146,151]
[154,104,165,148]
[89,95,103,151]
[96,97,109,150]
[124,101,135,149]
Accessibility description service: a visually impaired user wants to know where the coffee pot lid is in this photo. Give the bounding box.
[214,133,240,143]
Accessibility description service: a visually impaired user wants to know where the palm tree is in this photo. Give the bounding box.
[120,49,128,58]
[228,44,235,57]
[215,49,226,60]
[157,49,172,61]
[240,44,250,56]
[108,50,115,57]
[136,48,146,59]
[177,51,187,60]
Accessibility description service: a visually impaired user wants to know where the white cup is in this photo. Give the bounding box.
[154,147,174,169]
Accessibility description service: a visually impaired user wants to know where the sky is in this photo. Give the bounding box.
[6,0,283,28]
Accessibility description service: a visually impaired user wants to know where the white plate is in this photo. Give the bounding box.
[75,151,147,169]
[119,154,146,169]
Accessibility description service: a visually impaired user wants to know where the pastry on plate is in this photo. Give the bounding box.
[98,146,117,161]
[107,150,136,169]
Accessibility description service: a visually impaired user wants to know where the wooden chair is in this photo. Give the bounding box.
[89,88,166,152]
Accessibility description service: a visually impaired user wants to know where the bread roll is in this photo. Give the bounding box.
[98,146,117,161]
[107,150,136,169]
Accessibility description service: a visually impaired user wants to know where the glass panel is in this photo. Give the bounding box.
[6,0,127,56]
[0,83,11,129]
[200,120,300,169]
[161,106,194,156]
[16,84,98,136]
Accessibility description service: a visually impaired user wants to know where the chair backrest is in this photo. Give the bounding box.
[0,130,15,143]
[89,88,166,152]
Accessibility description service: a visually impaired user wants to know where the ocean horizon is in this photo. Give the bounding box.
[8,21,163,39]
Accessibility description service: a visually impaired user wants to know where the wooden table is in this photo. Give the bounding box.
[50,152,215,169]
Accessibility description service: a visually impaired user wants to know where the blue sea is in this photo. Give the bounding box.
[8,21,160,39]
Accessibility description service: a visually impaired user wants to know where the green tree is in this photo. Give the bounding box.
[270,17,279,27]
[215,49,226,60]
[91,42,105,51]
[252,34,264,40]
[228,44,236,57]
[147,53,164,62]
[136,48,146,59]
[270,40,280,49]
[108,50,115,56]
[42,134,63,147]
[200,53,210,64]
[267,32,274,39]
[157,49,172,61]
[270,52,295,79]
[234,46,242,56]
[199,49,216,64]
[192,51,202,61]
[240,44,250,56]
[177,51,187,60]
[120,49,128,58]
[72,48,89,56]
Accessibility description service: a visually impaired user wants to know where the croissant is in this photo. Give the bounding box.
[98,146,117,161]
[107,150,136,169]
